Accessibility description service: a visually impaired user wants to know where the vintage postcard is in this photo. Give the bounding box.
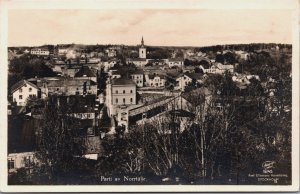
[0,0,299,192]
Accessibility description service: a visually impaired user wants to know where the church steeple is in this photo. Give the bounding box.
[141,36,144,47]
[139,36,146,59]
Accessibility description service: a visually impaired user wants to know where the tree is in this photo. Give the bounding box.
[35,100,86,182]
[215,54,224,64]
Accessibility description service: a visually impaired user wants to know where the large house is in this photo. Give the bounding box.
[32,77,97,97]
[130,69,144,87]
[200,63,234,74]
[106,78,137,114]
[167,58,184,68]
[11,80,40,106]
[106,78,137,131]
[8,152,38,173]
[106,48,117,58]
[175,73,204,91]
[30,48,50,56]
[145,74,166,88]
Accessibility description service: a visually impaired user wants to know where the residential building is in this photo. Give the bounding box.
[200,63,234,74]
[107,78,137,108]
[30,48,50,56]
[106,48,117,57]
[175,73,205,91]
[167,58,184,68]
[11,80,39,106]
[175,73,193,91]
[126,58,148,68]
[130,69,144,87]
[145,74,166,87]
[235,50,250,60]
[58,48,69,55]
[36,77,97,97]
[8,152,38,173]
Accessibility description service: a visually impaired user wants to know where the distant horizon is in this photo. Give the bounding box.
[8,9,292,47]
[8,41,292,49]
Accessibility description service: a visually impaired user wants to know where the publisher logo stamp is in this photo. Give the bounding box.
[262,161,276,174]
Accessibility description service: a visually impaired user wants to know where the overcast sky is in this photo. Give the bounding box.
[8,9,292,47]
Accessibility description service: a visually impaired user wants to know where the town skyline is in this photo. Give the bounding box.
[8,9,292,47]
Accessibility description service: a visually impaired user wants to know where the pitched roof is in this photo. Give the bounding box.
[75,66,96,77]
[11,80,39,93]
[44,78,97,87]
[111,78,136,86]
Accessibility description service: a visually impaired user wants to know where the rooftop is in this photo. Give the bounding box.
[111,78,136,86]
[75,66,97,77]
[11,80,39,93]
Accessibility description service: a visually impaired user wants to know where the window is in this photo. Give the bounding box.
[123,98,125,104]
[29,88,32,92]
[19,95,22,99]
[8,159,14,169]
[115,98,118,104]
[130,98,133,103]
[19,88,22,93]
[130,90,133,93]
[57,88,59,91]
[76,88,79,90]
[123,90,125,94]
[116,90,118,94]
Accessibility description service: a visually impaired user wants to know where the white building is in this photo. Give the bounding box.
[106,78,137,131]
[106,48,117,57]
[106,78,137,115]
[167,58,184,68]
[235,50,250,60]
[30,48,50,56]
[11,80,39,106]
[58,48,69,55]
[175,74,193,91]
[175,73,204,91]
[8,152,38,173]
[130,69,144,87]
[200,63,234,74]
[145,74,166,87]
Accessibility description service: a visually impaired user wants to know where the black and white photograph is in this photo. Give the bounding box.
[0,0,299,192]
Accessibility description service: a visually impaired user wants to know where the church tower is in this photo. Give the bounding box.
[139,36,146,59]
